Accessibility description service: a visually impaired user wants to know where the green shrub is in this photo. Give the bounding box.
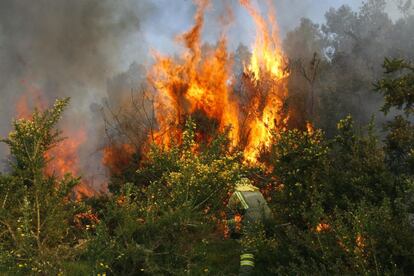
[0,99,86,274]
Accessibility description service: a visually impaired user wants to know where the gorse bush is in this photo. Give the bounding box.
[268,127,329,227]
[82,118,247,275]
[0,98,87,274]
[261,117,414,275]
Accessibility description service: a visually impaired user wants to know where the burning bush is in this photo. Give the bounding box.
[0,98,89,274]
[82,118,247,275]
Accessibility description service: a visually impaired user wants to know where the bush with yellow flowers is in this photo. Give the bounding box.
[0,98,87,274]
[81,118,247,275]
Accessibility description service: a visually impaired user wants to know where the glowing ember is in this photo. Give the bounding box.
[356,234,365,249]
[316,223,330,233]
[102,143,135,175]
[148,0,289,163]
[306,122,314,134]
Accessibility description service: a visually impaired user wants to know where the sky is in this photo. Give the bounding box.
[135,0,365,62]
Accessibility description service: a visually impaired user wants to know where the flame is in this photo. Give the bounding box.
[102,143,135,175]
[306,121,314,134]
[147,0,289,163]
[45,130,86,177]
[16,79,48,119]
[15,81,94,199]
[316,223,330,233]
[240,0,289,163]
[45,129,95,199]
[356,234,365,249]
[149,0,239,148]
[239,0,285,81]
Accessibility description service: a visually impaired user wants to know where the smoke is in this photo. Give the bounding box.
[0,0,409,182]
[0,0,154,181]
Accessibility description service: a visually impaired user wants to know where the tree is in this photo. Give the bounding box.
[375,58,414,175]
[284,18,325,122]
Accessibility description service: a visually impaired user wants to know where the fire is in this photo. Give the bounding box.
[15,81,94,199]
[239,0,286,81]
[316,223,330,233]
[45,129,95,199]
[149,0,239,148]
[148,0,289,163]
[240,0,289,162]
[16,79,47,119]
[306,121,314,134]
[45,130,86,177]
[356,234,365,249]
[102,143,135,175]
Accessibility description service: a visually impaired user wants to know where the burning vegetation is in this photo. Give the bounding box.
[14,82,94,199]
[1,0,414,275]
[148,0,289,163]
[13,0,291,196]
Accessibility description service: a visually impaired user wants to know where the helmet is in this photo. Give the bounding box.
[235,178,259,192]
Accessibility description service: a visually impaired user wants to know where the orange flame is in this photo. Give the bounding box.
[149,0,239,148]
[16,79,47,119]
[15,81,94,199]
[240,0,285,81]
[306,121,314,134]
[356,234,365,249]
[45,129,95,199]
[240,0,289,162]
[102,143,135,175]
[148,0,289,163]
[316,223,330,233]
[45,130,86,177]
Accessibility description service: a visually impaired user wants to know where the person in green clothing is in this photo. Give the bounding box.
[226,178,273,276]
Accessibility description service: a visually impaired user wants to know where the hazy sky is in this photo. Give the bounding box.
[136,0,365,61]
[135,0,404,63]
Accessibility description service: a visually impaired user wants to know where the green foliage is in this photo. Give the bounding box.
[268,128,329,226]
[384,115,414,175]
[80,89,414,275]
[145,121,242,215]
[1,60,413,275]
[0,98,85,274]
[376,58,414,177]
[329,116,394,209]
[375,58,414,115]
[82,118,246,275]
[260,114,414,274]
[2,99,68,177]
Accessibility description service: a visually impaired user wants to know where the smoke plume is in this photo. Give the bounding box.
[0,0,153,185]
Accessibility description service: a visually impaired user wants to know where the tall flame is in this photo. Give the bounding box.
[240,0,289,162]
[240,0,286,81]
[149,0,239,147]
[148,0,289,163]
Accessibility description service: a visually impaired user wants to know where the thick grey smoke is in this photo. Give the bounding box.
[0,0,154,185]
